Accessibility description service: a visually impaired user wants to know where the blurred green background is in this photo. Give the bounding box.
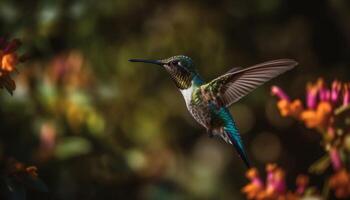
[1,0,350,199]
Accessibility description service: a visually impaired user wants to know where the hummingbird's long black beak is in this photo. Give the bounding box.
[128,59,164,66]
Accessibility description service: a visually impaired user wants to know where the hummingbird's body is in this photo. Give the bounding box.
[129,55,297,167]
[179,73,249,166]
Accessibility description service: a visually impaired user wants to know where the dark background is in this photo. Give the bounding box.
[0,0,350,199]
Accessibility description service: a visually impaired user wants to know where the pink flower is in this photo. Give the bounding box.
[242,168,264,199]
[320,89,331,101]
[306,83,318,109]
[265,164,286,196]
[295,175,309,195]
[242,164,307,199]
[271,86,290,101]
[40,123,56,151]
[331,80,341,103]
[343,84,349,106]
[327,126,335,140]
[330,148,342,171]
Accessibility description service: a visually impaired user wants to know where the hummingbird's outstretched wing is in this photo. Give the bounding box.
[207,59,297,107]
[225,67,242,74]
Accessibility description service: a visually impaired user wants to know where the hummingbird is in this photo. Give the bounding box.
[129,56,297,167]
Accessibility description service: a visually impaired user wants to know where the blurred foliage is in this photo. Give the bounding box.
[0,0,350,199]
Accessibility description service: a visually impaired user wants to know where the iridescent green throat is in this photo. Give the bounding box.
[170,72,193,89]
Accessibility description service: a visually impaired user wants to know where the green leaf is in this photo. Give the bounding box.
[309,155,330,175]
[54,137,92,160]
[334,105,350,116]
[334,105,350,128]
[321,178,330,199]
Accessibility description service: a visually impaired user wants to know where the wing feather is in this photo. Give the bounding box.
[207,59,297,107]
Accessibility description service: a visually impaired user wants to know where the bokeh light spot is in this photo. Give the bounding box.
[251,132,282,163]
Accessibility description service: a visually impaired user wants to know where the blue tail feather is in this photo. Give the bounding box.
[226,130,250,168]
[211,105,251,168]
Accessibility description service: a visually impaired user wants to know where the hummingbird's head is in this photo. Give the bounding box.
[129,55,197,89]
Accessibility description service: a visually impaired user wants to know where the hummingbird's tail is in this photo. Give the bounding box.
[225,130,251,168]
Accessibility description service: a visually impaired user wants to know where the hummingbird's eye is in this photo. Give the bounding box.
[170,60,179,66]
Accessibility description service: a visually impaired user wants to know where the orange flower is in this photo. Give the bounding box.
[272,79,350,132]
[1,53,18,72]
[264,164,286,198]
[300,102,332,129]
[6,158,39,179]
[242,168,264,199]
[242,164,318,200]
[277,99,303,118]
[329,169,350,198]
[4,158,48,193]
[277,100,290,117]
[0,38,22,95]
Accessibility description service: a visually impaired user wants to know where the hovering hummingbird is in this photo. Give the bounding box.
[129,56,297,167]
